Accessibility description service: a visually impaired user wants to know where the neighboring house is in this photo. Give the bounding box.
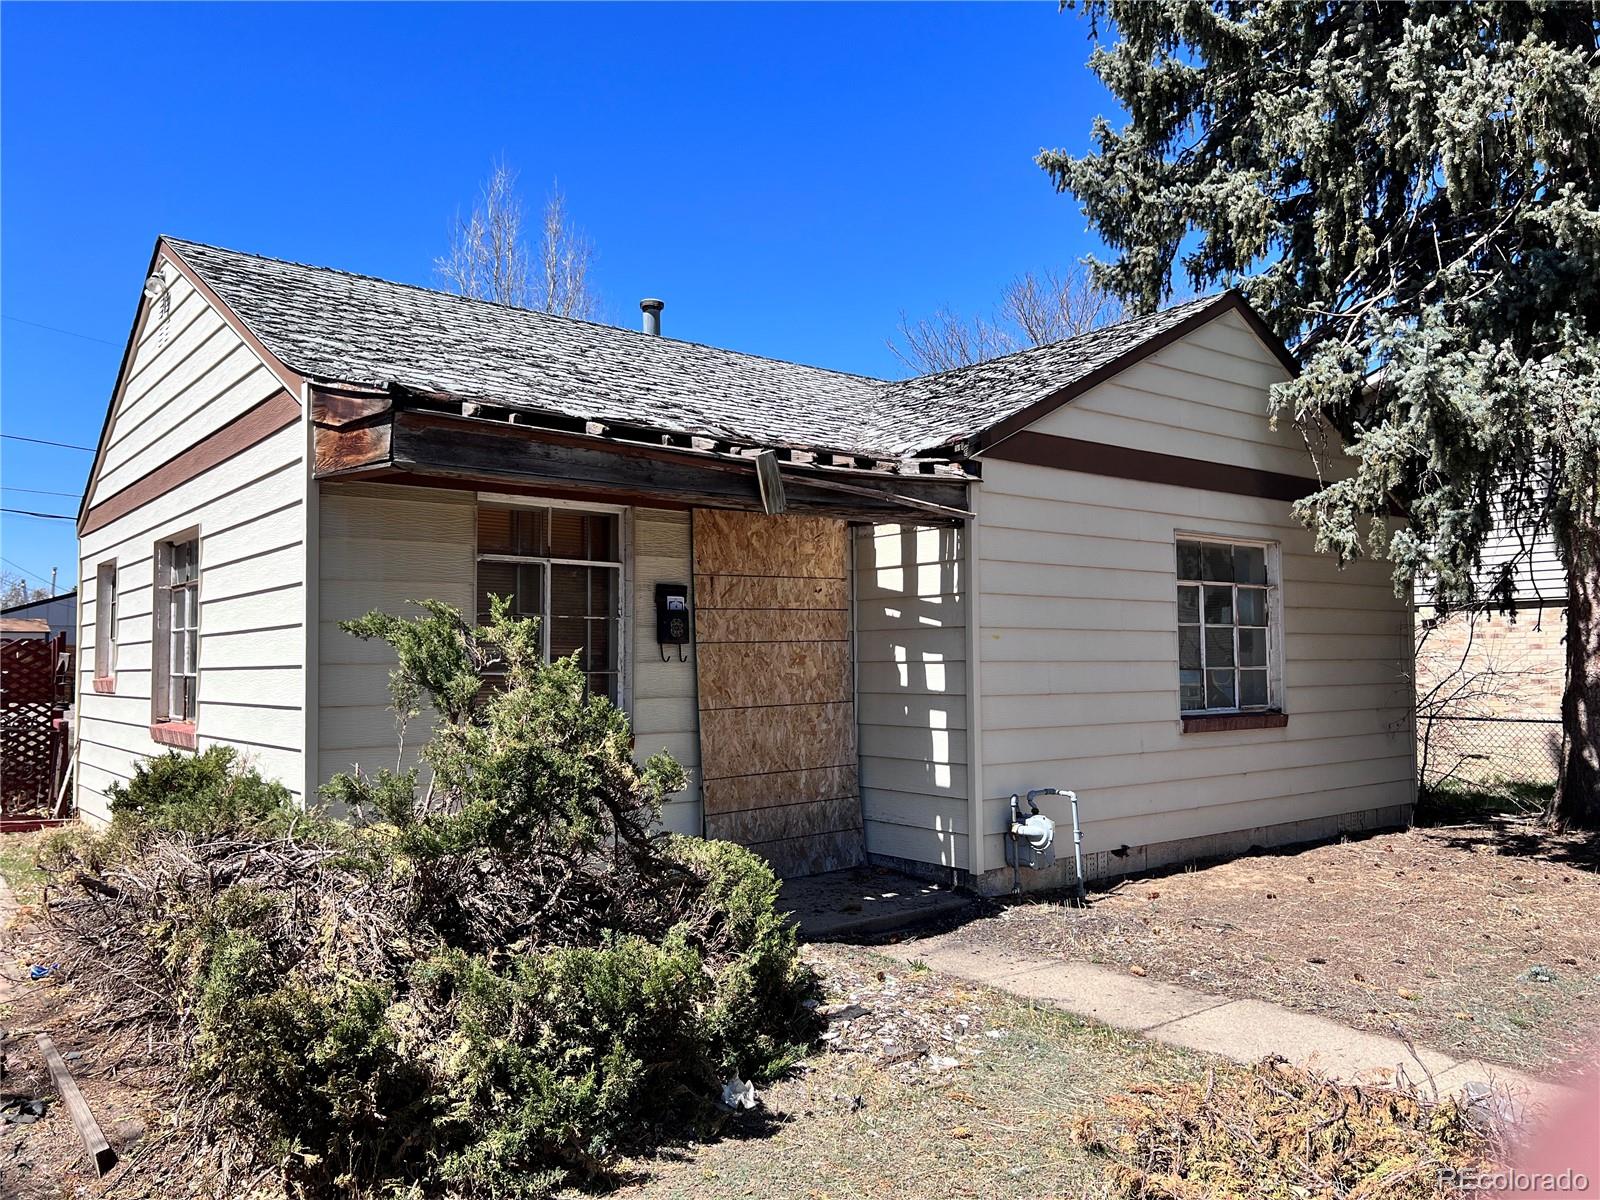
[1,617,51,640]
[73,237,1414,893]
[1414,512,1566,787]
[2,592,77,643]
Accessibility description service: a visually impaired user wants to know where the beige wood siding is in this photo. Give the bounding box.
[316,483,476,791]
[976,316,1414,874]
[1415,520,1564,610]
[76,422,306,821]
[316,486,702,830]
[89,272,287,506]
[631,508,702,834]
[853,523,968,871]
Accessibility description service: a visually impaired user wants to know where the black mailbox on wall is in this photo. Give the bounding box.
[655,583,690,660]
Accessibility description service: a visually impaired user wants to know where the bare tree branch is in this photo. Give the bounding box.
[889,267,1124,374]
[436,161,598,319]
[1,569,51,608]
[538,182,597,320]
[1000,268,1125,346]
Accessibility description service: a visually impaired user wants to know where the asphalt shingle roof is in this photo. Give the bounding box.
[166,238,1234,459]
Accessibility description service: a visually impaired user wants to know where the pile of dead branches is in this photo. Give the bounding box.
[1071,1056,1506,1200]
[34,600,819,1199]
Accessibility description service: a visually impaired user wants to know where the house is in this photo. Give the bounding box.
[1,617,51,640]
[2,591,77,643]
[1414,505,1567,789]
[72,237,1415,892]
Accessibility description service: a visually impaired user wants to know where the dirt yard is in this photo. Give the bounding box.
[594,943,1206,1200]
[969,813,1600,1075]
[1,924,1204,1199]
[2,823,1203,1199]
[0,822,1537,1199]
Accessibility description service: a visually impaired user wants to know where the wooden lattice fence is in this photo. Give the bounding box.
[1,633,73,812]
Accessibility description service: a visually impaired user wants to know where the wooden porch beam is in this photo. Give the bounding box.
[354,409,969,520]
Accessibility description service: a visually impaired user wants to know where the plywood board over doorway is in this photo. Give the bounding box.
[693,509,865,877]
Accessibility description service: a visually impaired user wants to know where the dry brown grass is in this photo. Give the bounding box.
[1072,1057,1504,1200]
[978,817,1600,1073]
[592,942,1210,1200]
[3,925,1515,1200]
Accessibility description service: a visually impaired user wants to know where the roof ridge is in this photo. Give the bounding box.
[161,236,892,387]
[888,291,1229,390]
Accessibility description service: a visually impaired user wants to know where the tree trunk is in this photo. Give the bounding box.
[1545,521,1600,829]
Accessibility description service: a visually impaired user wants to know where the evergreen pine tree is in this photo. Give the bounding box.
[1044,2,1600,823]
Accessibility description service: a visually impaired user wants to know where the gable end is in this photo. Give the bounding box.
[970,291,1298,457]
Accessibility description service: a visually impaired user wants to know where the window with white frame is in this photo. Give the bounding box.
[94,561,118,680]
[156,536,200,723]
[475,503,622,700]
[1176,537,1275,714]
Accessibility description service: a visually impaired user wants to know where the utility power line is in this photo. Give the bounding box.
[3,313,120,347]
[1,556,58,590]
[1,432,95,451]
[2,485,81,498]
[1,507,75,520]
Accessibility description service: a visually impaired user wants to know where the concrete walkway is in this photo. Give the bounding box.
[890,930,1574,1115]
[781,865,974,941]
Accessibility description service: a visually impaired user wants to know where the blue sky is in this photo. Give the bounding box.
[1,1,1118,591]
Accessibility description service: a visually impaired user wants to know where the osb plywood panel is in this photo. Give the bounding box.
[698,702,857,783]
[705,795,862,846]
[691,510,848,578]
[702,764,859,814]
[693,509,863,874]
[695,607,851,645]
[696,642,854,711]
[693,574,848,611]
[751,828,867,878]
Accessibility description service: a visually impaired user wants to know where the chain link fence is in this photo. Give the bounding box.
[1417,714,1564,793]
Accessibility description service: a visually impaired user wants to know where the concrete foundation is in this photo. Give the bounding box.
[872,802,1413,898]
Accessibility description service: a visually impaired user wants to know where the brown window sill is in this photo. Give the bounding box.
[150,721,198,750]
[92,677,116,694]
[1182,711,1288,733]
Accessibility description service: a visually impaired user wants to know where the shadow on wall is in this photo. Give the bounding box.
[856,523,966,871]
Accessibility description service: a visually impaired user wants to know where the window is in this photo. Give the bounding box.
[156,536,200,723]
[1176,537,1274,714]
[94,561,118,681]
[476,504,622,700]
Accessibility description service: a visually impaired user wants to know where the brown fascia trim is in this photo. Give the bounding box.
[158,239,304,396]
[389,403,971,485]
[388,409,973,510]
[310,381,392,428]
[1183,711,1289,733]
[970,291,1300,458]
[80,391,300,536]
[365,468,698,512]
[986,431,1324,504]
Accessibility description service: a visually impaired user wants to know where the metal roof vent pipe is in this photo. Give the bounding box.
[640,298,664,336]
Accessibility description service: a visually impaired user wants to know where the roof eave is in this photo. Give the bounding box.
[963,291,1300,459]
